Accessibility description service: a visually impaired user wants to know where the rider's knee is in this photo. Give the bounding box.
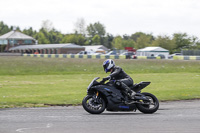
[115,81,121,87]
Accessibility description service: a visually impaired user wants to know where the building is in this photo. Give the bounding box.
[136,47,169,59]
[0,29,36,52]
[0,30,84,54]
[9,43,85,54]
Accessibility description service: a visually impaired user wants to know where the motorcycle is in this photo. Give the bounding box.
[82,77,159,114]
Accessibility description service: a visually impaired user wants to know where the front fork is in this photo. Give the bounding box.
[96,91,99,97]
[93,91,101,103]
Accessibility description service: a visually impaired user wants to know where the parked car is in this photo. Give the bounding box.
[77,51,103,55]
[77,51,88,55]
[105,51,118,55]
[168,53,181,59]
[120,52,137,59]
[156,54,165,59]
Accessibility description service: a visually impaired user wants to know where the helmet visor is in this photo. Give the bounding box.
[103,60,110,73]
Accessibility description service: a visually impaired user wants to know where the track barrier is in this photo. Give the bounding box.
[173,56,200,60]
[23,54,126,59]
[22,54,200,60]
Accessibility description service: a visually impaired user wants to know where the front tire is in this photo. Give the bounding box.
[82,95,106,114]
[136,92,159,114]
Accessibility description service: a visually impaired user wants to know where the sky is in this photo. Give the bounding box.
[1,0,200,37]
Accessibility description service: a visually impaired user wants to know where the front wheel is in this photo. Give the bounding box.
[82,95,106,114]
[136,92,159,114]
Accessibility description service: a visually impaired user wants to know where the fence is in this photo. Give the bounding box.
[23,54,126,59]
[22,54,200,60]
[23,54,162,59]
[182,50,200,56]
[173,56,200,60]
[0,53,21,56]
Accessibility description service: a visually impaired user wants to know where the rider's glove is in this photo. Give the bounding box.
[101,76,111,83]
[103,76,111,81]
[100,76,111,84]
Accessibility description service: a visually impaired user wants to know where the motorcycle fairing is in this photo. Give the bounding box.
[130,82,151,92]
[91,85,136,111]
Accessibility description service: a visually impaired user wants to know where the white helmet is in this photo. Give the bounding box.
[103,59,115,73]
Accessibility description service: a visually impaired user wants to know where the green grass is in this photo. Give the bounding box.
[0,56,200,75]
[0,56,200,108]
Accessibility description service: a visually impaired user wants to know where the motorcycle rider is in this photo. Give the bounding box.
[102,59,136,99]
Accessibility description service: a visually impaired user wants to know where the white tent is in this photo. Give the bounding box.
[136,47,169,59]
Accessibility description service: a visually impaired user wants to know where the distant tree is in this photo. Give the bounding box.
[188,36,200,49]
[48,29,63,44]
[91,34,101,45]
[123,34,130,40]
[195,42,200,49]
[123,39,135,48]
[0,21,10,35]
[112,36,123,49]
[86,22,106,46]
[104,33,114,49]
[41,20,54,32]
[130,32,142,42]
[23,27,37,37]
[2,20,200,51]
[172,33,192,51]
[74,18,87,36]
[152,35,175,53]
[134,34,152,49]
[61,34,86,45]
[130,32,154,49]
[131,32,154,41]
[34,31,50,44]
[87,22,106,38]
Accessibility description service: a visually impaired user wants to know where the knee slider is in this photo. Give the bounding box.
[115,81,121,87]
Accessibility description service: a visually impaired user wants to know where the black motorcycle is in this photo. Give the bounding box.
[82,77,159,114]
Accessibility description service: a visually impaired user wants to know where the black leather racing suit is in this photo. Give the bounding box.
[109,66,134,96]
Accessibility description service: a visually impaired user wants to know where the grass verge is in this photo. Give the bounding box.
[0,56,200,75]
[0,73,200,108]
[0,56,200,108]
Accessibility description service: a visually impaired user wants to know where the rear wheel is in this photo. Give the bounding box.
[82,95,106,114]
[136,92,159,114]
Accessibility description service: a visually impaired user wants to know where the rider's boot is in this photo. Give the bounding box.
[121,82,136,99]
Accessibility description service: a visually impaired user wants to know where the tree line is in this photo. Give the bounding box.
[0,20,200,54]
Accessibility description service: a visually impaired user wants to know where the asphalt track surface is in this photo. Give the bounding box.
[0,100,200,133]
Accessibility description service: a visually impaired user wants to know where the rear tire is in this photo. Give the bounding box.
[136,92,159,114]
[82,95,106,114]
